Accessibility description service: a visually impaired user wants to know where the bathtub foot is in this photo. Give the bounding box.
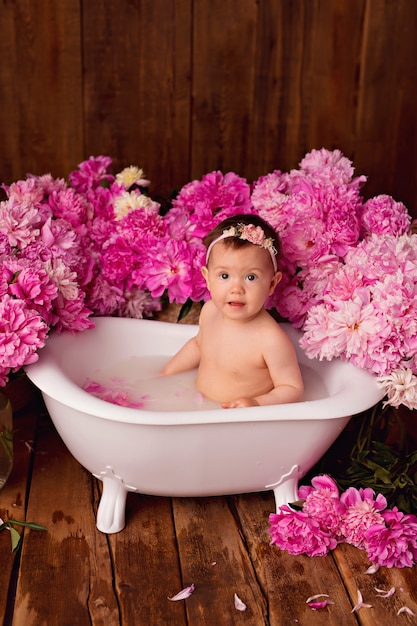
[93,466,137,534]
[266,464,302,512]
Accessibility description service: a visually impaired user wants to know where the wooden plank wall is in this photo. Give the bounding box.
[1,0,416,217]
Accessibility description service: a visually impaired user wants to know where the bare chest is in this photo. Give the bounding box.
[200,325,265,374]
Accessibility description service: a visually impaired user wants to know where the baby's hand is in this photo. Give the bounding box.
[221,398,260,409]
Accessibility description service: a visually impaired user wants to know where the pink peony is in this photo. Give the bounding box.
[47,187,88,227]
[300,475,345,535]
[301,299,389,363]
[269,505,337,557]
[51,291,93,333]
[325,201,361,256]
[298,148,361,187]
[168,170,252,240]
[7,262,58,323]
[323,265,365,302]
[3,177,45,205]
[100,237,141,283]
[271,280,312,328]
[251,170,289,233]
[0,199,40,249]
[119,287,162,319]
[142,238,197,302]
[360,195,412,237]
[365,508,417,568]
[340,487,387,548]
[68,155,113,193]
[0,295,48,383]
[86,275,125,316]
[281,217,331,267]
[344,234,407,283]
[377,368,417,410]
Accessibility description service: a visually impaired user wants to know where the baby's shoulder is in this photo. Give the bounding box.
[259,314,292,344]
[199,300,217,322]
[259,310,283,332]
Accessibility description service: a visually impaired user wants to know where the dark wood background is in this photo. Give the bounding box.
[1,0,416,217]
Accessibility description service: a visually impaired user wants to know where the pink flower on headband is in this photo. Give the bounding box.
[241,224,267,246]
[228,223,275,252]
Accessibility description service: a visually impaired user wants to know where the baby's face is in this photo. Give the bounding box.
[201,242,281,321]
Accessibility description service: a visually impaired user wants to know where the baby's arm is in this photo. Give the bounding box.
[161,302,212,376]
[255,352,304,406]
[222,331,304,408]
[160,334,201,375]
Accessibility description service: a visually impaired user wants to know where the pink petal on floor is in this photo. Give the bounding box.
[306,594,330,603]
[364,563,380,574]
[306,593,335,609]
[397,607,416,616]
[168,584,195,601]
[234,593,247,611]
[351,589,372,612]
[306,595,335,610]
[375,586,395,598]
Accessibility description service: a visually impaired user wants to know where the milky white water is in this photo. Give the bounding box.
[83,355,327,412]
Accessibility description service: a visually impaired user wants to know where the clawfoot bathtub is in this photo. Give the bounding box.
[25,317,384,534]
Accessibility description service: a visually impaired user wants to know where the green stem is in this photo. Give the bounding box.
[352,401,392,456]
[0,428,13,460]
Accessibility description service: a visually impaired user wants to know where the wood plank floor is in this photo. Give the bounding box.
[1,397,417,626]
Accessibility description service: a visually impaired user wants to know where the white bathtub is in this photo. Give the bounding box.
[25,317,384,533]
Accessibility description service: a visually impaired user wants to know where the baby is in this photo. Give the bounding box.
[161,214,304,408]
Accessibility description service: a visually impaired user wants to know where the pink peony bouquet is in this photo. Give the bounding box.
[0,173,93,385]
[269,474,417,568]
[251,148,416,410]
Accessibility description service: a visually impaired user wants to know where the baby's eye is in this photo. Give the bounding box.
[246,274,257,282]
[219,272,229,280]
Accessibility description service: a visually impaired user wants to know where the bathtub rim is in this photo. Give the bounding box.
[25,316,385,426]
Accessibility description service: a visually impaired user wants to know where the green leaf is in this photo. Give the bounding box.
[373,467,394,485]
[177,298,193,322]
[9,527,21,552]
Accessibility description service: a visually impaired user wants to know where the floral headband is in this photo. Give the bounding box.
[205,223,278,272]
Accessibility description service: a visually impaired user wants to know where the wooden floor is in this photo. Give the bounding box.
[1,396,417,626]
